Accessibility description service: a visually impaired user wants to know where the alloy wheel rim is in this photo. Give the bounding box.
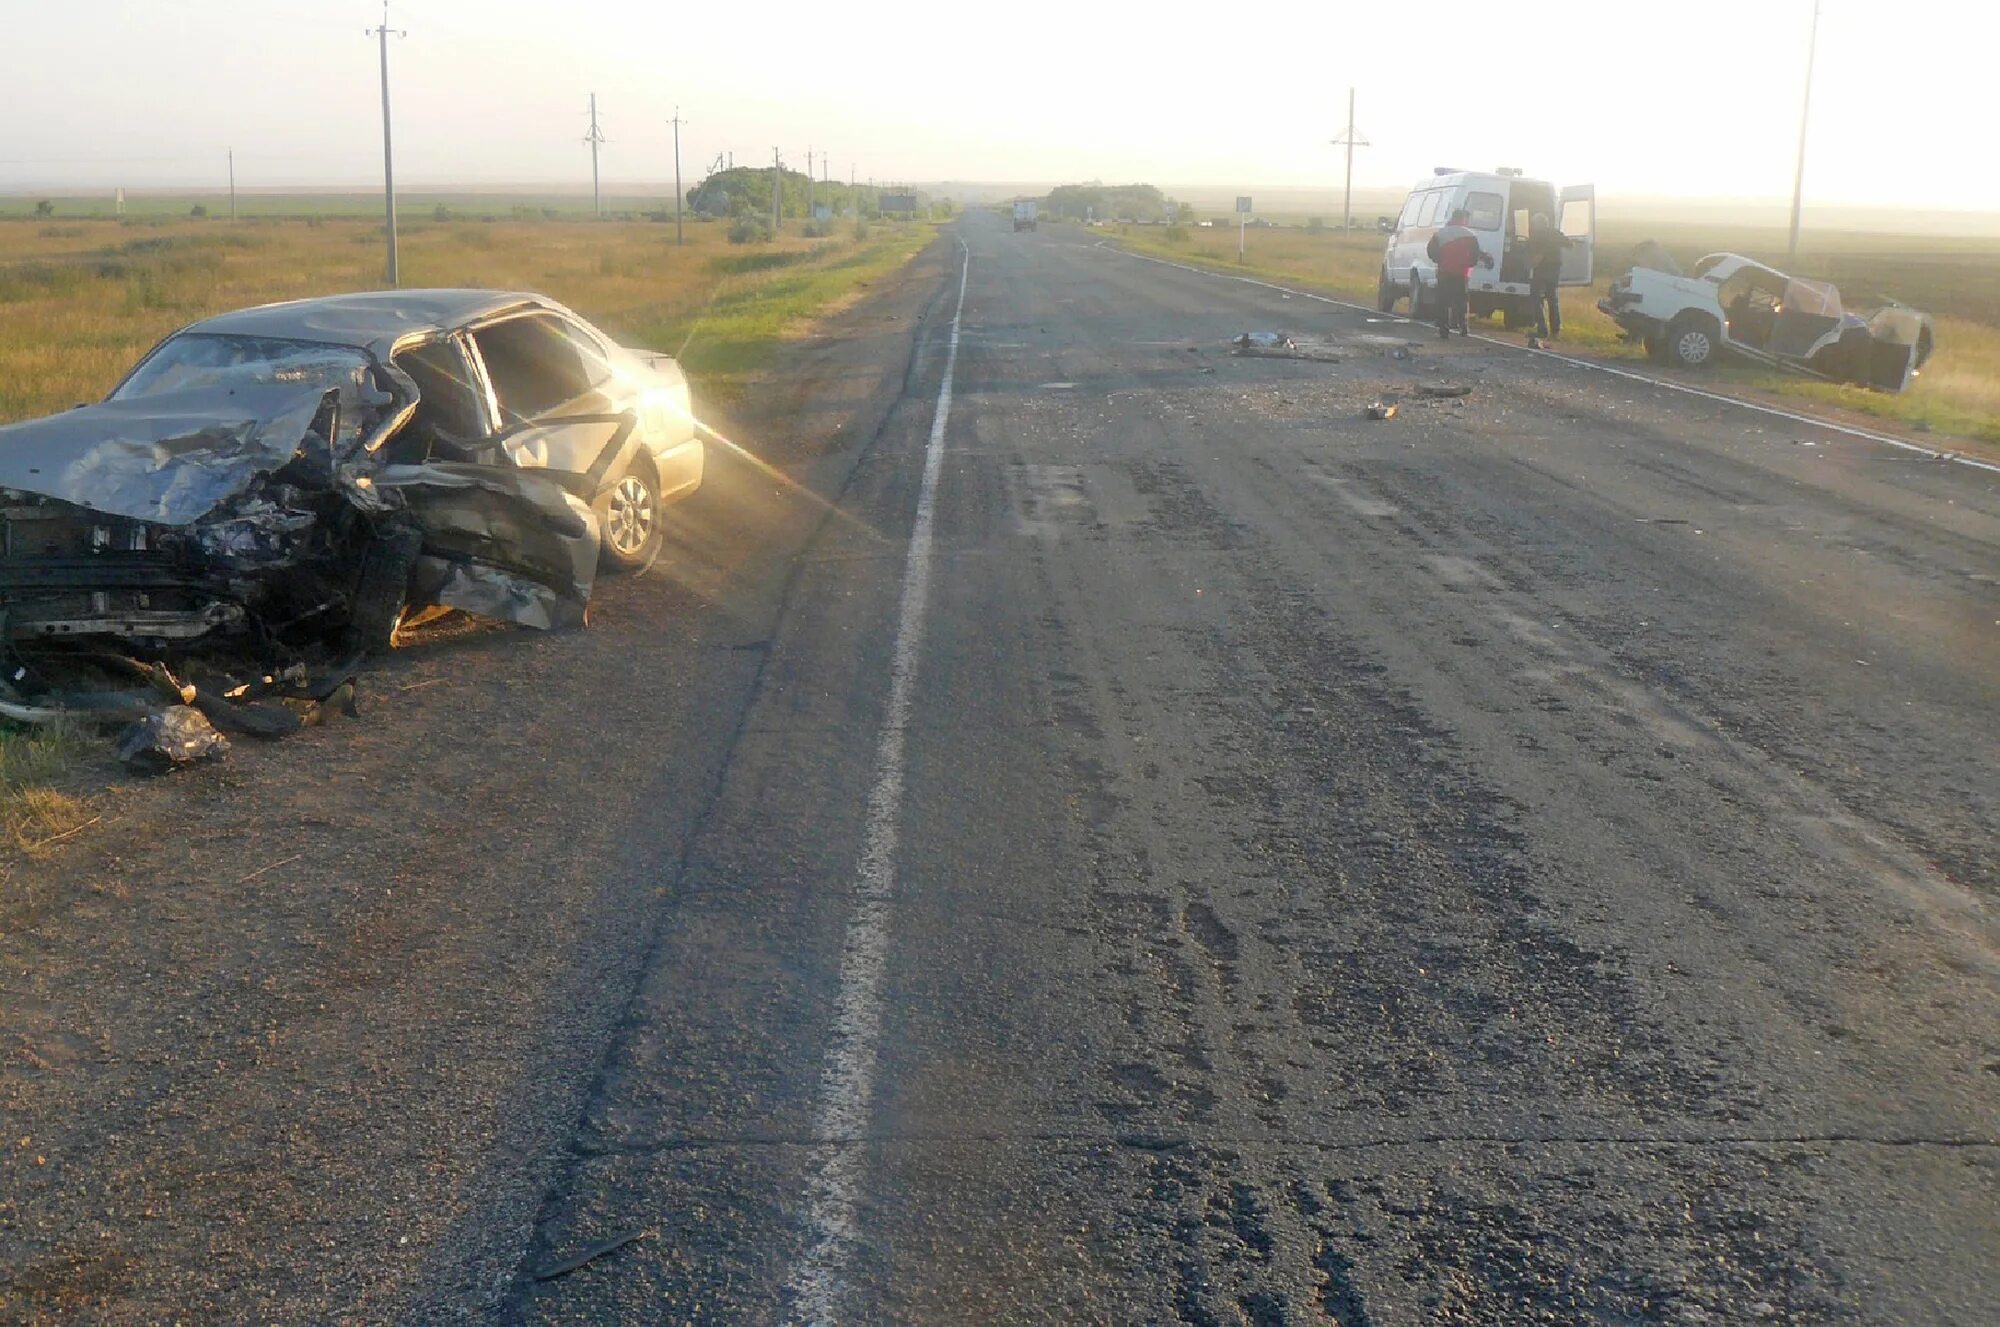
[1679,331,1710,363]
[606,474,655,556]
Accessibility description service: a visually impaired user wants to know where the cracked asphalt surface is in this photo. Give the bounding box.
[3,212,1996,1324]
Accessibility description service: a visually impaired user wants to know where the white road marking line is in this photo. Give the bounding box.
[782,237,971,1327]
[1099,243,2000,478]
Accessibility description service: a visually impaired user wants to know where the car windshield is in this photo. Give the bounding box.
[111,333,372,402]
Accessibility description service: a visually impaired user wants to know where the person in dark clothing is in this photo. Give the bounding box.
[1524,212,1571,339]
[1424,208,1491,338]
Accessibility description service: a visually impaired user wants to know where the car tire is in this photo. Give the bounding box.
[345,522,421,656]
[1666,313,1719,369]
[1377,269,1397,312]
[1409,276,1430,321]
[1502,300,1533,330]
[595,450,664,573]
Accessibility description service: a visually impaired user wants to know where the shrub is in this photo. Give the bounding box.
[852,218,870,242]
[801,218,833,239]
[727,216,770,245]
[432,204,454,222]
[1164,224,1190,244]
[33,200,53,217]
[189,204,208,218]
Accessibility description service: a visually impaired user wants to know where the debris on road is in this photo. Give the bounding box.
[529,1228,652,1282]
[1415,385,1474,399]
[116,705,230,773]
[1231,332,1343,364]
[1363,402,1400,420]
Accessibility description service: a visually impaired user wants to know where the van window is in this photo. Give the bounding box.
[1399,192,1426,228]
[1464,192,1504,230]
[1416,192,1442,227]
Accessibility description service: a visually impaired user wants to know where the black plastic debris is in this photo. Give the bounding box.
[529,1228,650,1282]
[116,705,230,773]
[1362,402,1399,420]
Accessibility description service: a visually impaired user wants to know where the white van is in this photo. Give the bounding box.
[1378,169,1595,327]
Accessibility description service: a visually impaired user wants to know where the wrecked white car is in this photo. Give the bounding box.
[0,290,702,657]
[1599,248,1935,390]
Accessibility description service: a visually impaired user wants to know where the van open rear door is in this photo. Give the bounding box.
[1558,184,1595,285]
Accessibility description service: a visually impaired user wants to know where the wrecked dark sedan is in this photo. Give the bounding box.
[0,290,702,658]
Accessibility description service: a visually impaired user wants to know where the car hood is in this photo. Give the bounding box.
[0,382,334,526]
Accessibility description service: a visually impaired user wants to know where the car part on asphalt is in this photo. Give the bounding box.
[1363,402,1399,420]
[115,704,230,773]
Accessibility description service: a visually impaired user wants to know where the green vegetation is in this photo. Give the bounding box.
[1042,183,1185,223]
[0,718,91,866]
[1123,220,2000,446]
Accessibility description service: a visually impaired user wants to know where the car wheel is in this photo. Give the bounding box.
[1376,269,1397,312]
[344,522,421,655]
[595,452,664,573]
[1666,313,1719,369]
[1409,276,1429,321]
[1502,300,1533,330]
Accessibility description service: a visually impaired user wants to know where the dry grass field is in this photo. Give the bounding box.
[0,212,932,854]
[1117,219,2000,444]
[0,213,931,423]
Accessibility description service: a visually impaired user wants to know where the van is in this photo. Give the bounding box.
[1378,169,1595,327]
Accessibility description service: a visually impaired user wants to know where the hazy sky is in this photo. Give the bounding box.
[3,0,1995,211]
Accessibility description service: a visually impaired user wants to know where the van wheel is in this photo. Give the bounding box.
[1376,269,1397,312]
[1409,277,1430,321]
[1502,300,1534,330]
[1666,313,1720,369]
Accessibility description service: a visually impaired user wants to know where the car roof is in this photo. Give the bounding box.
[180,289,554,355]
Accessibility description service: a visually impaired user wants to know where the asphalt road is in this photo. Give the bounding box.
[4,211,1996,1325]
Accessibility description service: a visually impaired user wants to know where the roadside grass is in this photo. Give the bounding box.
[1117,221,2000,445]
[0,212,937,865]
[0,214,936,423]
[0,720,93,860]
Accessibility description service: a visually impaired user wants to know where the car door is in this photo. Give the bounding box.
[1558,184,1596,285]
[464,311,641,487]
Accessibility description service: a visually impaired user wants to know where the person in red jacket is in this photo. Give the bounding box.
[1424,208,1493,338]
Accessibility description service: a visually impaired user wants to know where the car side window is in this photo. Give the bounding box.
[1415,192,1439,227]
[471,313,605,425]
[1398,192,1425,228]
[390,338,488,461]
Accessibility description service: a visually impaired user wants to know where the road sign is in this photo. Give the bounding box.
[1236,196,1252,213]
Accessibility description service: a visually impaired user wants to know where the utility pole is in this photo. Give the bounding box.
[366,2,405,286]
[1329,87,1369,234]
[772,148,782,235]
[1787,0,1822,267]
[668,106,687,245]
[227,148,236,222]
[585,93,606,218]
[806,147,814,218]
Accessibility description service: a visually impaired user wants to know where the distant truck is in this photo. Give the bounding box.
[1013,200,1038,232]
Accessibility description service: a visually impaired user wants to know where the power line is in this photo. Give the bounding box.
[364,1,406,286]
[667,107,687,245]
[1788,0,1822,266]
[584,93,606,218]
[1329,86,1369,234]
